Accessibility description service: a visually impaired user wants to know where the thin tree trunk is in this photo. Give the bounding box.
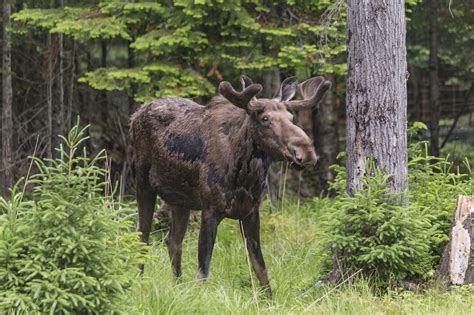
[100,40,108,126]
[428,0,440,157]
[85,49,94,126]
[57,31,64,136]
[1,0,13,197]
[66,40,75,130]
[127,40,136,113]
[312,76,339,194]
[421,78,429,123]
[46,32,54,159]
[346,0,408,194]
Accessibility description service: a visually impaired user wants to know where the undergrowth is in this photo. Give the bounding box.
[317,122,473,287]
[0,124,146,314]
[133,203,474,314]
[0,122,472,314]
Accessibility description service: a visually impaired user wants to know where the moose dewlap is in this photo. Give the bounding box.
[130,75,331,295]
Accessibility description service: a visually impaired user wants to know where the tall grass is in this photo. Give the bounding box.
[131,200,474,314]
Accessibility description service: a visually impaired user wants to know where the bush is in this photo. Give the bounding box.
[0,124,145,314]
[319,126,473,287]
[408,124,473,260]
[440,141,474,174]
[320,163,434,286]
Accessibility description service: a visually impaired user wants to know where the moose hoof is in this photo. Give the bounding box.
[197,271,209,282]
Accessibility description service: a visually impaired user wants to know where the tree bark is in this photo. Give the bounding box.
[57,31,64,137]
[312,75,339,194]
[46,32,54,159]
[127,39,136,113]
[428,0,440,157]
[346,0,408,194]
[66,39,75,131]
[1,0,13,197]
[438,195,474,285]
[100,40,108,125]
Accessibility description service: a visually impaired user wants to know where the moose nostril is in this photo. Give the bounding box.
[296,156,303,163]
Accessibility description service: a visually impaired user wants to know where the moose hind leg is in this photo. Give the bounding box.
[166,206,191,278]
[240,210,271,297]
[197,211,221,281]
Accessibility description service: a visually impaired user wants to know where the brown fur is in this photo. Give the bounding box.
[130,76,330,296]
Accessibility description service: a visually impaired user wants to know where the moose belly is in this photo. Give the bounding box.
[149,162,202,209]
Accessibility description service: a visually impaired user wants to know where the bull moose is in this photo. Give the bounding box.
[130,75,331,295]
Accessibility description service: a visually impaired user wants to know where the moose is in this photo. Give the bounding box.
[130,75,331,295]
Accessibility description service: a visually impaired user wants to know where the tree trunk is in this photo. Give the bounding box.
[127,39,136,113]
[66,39,75,130]
[1,0,13,197]
[312,75,339,194]
[346,0,408,195]
[100,40,108,126]
[57,30,64,138]
[438,195,474,285]
[428,0,440,157]
[46,32,54,159]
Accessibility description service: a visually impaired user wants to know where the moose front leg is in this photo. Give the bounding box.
[240,210,272,297]
[197,211,221,281]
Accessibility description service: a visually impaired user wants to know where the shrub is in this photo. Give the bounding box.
[440,141,474,174]
[320,163,434,286]
[0,124,145,314]
[318,130,473,287]
[408,123,473,259]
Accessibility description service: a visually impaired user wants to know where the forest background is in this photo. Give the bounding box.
[1,0,473,198]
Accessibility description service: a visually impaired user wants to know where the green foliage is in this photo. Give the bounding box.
[12,7,131,41]
[408,144,473,259]
[319,137,473,287]
[320,163,434,285]
[12,0,347,101]
[0,123,145,314]
[440,141,474,175]
[408,1,474,88]
[132,202,474,314]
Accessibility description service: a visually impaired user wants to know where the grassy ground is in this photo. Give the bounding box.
[131,200,474,315]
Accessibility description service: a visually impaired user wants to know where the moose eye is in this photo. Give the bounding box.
[262,116,269,122]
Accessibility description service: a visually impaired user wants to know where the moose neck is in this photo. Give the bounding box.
[228,113,271,178]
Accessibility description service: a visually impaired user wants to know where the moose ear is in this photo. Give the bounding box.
[286,76,332,111]
[273,76,299,102]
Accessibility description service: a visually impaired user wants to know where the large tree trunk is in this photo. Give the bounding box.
[312,75,339,194]
[1,0,13,197]
[428,0,440,157]
[346,0,408,194]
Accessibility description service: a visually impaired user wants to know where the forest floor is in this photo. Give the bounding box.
[131,200,474,315]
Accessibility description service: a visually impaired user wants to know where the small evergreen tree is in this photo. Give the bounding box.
[0,123,145,314]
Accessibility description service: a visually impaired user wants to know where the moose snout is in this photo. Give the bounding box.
[291,146,318,167]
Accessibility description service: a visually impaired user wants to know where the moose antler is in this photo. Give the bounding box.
[285,76,332,111]
[240,75,253,89]
[219,80,262,110]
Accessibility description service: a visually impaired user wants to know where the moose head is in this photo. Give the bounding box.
[219,75,332,169]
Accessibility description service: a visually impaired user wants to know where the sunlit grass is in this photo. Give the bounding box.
[131,199,474,314]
